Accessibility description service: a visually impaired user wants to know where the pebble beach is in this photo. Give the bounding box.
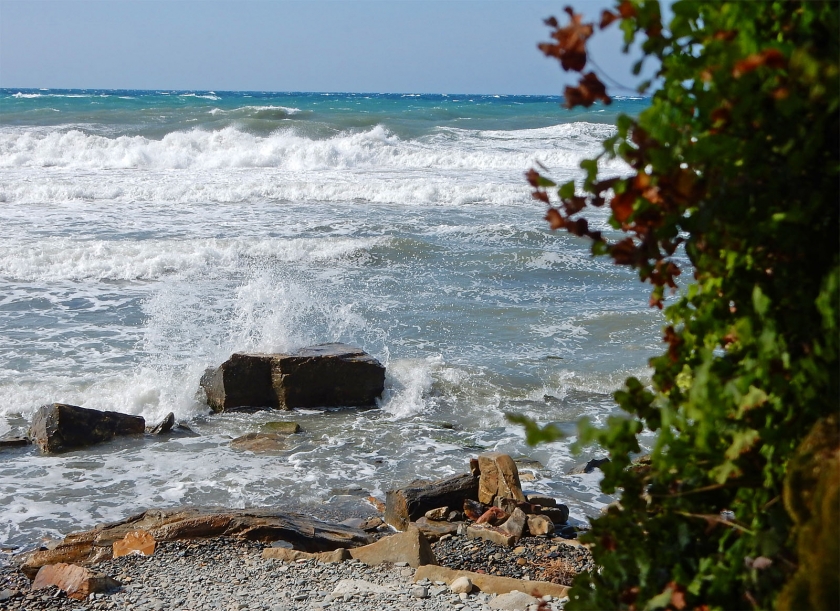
[1,533,592,611]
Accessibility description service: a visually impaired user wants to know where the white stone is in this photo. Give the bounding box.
[489,590,541,610]
[450,576,474,594]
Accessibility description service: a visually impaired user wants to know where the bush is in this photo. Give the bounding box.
[525,2,839,608]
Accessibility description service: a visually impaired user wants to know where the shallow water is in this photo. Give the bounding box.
[0,90,660,548]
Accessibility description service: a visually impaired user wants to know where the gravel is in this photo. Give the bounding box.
[1,533,587,611]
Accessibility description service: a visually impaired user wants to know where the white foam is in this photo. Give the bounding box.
[0,236,380,282]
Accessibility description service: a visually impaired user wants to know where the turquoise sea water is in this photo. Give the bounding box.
[0,89,658,548]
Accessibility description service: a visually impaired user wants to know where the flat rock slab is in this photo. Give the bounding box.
[230,432,295,453]
[29,403,145,453]
[349,527,437,568]
[17,507,374,578]
[414,565,569,599]
[32,563,120,600]
[201,343,385,411]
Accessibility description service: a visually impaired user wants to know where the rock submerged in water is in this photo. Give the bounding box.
[29,403,145,454]
[200,343,385,412]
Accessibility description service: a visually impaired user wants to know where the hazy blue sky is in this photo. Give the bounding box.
[0,0,650,94]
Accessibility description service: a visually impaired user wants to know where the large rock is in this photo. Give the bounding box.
[385,473,479,531]
[349,526,437,568]
[414,565,569,598]
[29,403,145,454]
[32,563,120,600]
[16,507,374,578]
[477,453,526,504]
[200,343,385,412]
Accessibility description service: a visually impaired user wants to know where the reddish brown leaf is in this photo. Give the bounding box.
[600,10,619,29]
[710,106,731,127]
[563,72,611,109]
[545,207,564,230]
[541,7,594,72]
[532,189,550,204]
[668,582,687,610]
[611,190,636,223]
[592,177,620,194]
[544,16,559,28]
[732,48,785,78]
[713,30,738,41]
[610,238,637,265]
[562,196,587,215]
[617,1,636,18]
[525,168,542,187]
[761,48,785,69]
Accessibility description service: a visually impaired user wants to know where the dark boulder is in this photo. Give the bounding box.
[200,343,385,412]
[29,403,145,454]
[145,412,175,435]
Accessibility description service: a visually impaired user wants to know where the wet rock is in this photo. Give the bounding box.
[262,421,301,434]
[526,515,555,537]
[567,457,610,474]
[0,436,30,450]
[32,563,120,600]
[349,526,437,568]
[385,473,479,531]
[112,530,156,558]
[29,403,145,453]
[145,412,175,435]
[230,432,293,453]
[477,453,526,504]
[200,343,385,411]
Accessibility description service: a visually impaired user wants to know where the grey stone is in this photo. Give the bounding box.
[488,590,541,610]
[410,586,429,599]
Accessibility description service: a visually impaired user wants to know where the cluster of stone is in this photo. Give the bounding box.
[0,343,383,455]
[383,453,574,548]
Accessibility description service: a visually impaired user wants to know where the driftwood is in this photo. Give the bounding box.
[17,507,375,578]
[385,473,479,531]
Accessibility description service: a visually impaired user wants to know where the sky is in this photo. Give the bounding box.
[0,0,652,95]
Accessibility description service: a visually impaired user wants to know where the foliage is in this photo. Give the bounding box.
[524,1,839,609]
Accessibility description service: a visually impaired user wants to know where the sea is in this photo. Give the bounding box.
[0,89,660,550]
